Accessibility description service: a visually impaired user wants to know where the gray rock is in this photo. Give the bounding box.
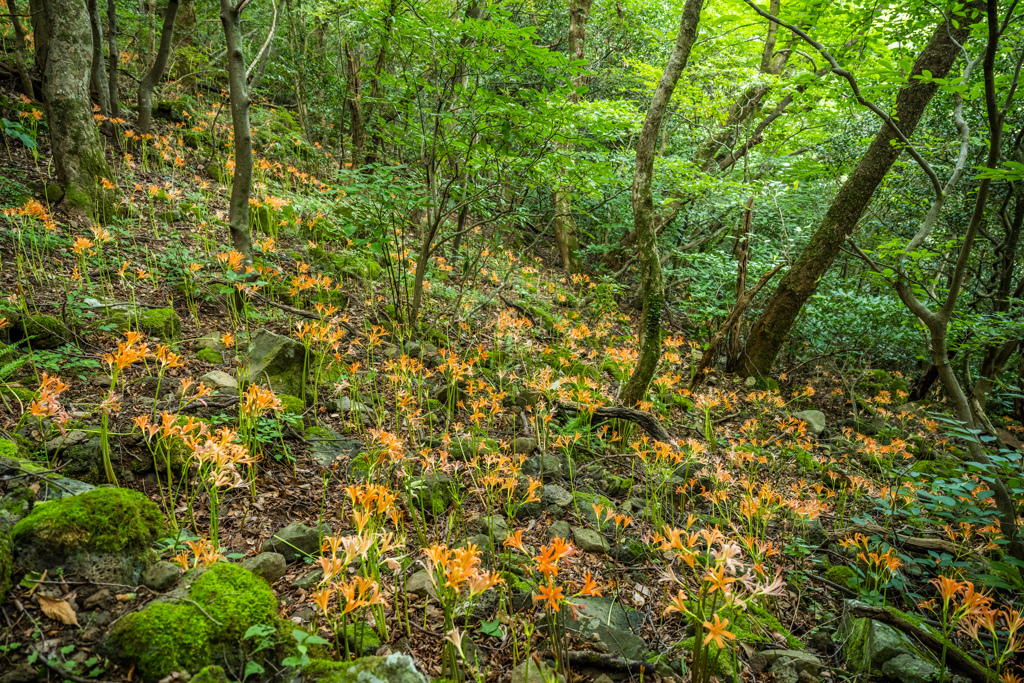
[793,410,827,436]
[572,491,615,526]
[459,534,494,564]
[546,521,572,542]
[795,516,828,547]
[241,552,287,584]
[44,430,89,456]
[568,596,643,633]
[839,600,919,674]
[200,370,237,392]
[511,658,564,683]
[881,654,936,683]
[522,454,565,481]
[314,653,427,683]
[744,376,757,388]
[291,569,324,590]
[407,473,456,518]
[143,561,182,591]
[406,571,437,600]
[239,329,305,397]
[572,528,609,554]
[38,477,96,501]
[542,484,573,507]
[760,650,822,676]
[83,588,112,610]
[264,521,331,562]
[768,661,799,683]
[513,437,538,455]
[306,427,363,468]
[196,333,227,352]
[479,515,508,542]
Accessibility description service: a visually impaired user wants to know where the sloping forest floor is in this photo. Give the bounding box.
[1,90,1023,683]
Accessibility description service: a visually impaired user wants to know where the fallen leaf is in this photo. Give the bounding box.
[37,595,79,626]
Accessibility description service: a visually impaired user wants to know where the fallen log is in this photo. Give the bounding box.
[847,604,994,683]
[556,401,673,444]
[828,523,962,557]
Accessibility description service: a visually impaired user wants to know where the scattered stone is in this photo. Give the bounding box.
[792,410,827,436]
[406,571,437,600]
[291,569,324,590]
[769,661,799,683]
[38,477,96,501]
[44,430,89,455]
[760,650,822,676]
[572,491,615,526]
[512,437,538,455]
[881,654,936,683]
[239,329,306,397]
[609,537,648,564]
[572,528,610,554]
[336,396,379,426]
[479,515,508,542]
[305,426,363,468]
[542,484,573,507]
[839,600,920,674]
[302,653,428,683]
[546,521,572,542]
[200,370,237,392]
[241,552,287,584]
[407,473,456,518]
[142,561,181,592]
[83,588,112,610]
[12,488,164,585]
[523,454,565,481]
[196,333,226,352]
[264,521,331,562]
[511,658,564,683]
[514,389,542,409]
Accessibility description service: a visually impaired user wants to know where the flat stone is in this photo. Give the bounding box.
[264,521,331,562]
[479,515,508,542]
[881,654,937,683]
[196,333,227,352]
[511,659,564,683]
[793,410,827,436]
[760,650,822,676]
[406,571,437,600]
[239,329,305,397]
[291,569,324,590]
[522,454,564,481]
[142,560,181,592]
[200,370,237,391]
[44,430,89,455]
[572,528,609,554]
[241,552,287,584]
[542,484,573,507]
[512,437,538,455]
[546,521,571,542]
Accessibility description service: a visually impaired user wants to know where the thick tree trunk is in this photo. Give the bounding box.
[619,0,703,407]
[137,0,180,135]
[40,0,116,214]
[106,0,119,117]
[220,0,254,267]
[738,11,979,378]
[7,0,35,99]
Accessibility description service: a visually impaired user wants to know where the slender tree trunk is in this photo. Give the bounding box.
[40,0,116,214]
[220,0,254,267]
[106,0,119,117]
[137,0,180,135]
[738,10,979,378]
[344,42,366,170]
[87,0,110,117]
[174,0,195,87]
[551,0,591,274]
[7,0,35,99]
[619,0,703,408]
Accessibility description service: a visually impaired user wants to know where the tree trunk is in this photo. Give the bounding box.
[551,0,592,274]
[87,0,109,117]
[619,0,703,407]
[137,0,180,135]
[220,0,253,267]
[106,0,119,117]
[40,0,116,215]
[7,0,35,99]
[344,42,366,170]
[173,0,195,87]
[738,10,979,378]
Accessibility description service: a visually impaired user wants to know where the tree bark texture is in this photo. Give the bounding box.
[738,9,980,378]
[220,0,254,267]
[87,0,109,117]
[39,0,115,213]
[619,0,703,407]
[137,0,180,135]
[106,0,119,116]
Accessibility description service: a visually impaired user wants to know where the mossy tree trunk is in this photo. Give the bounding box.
[7,0,35,99]
[619,0,703,407]
[106,0,119,117]
[551,0,591,275]
[736,8,979,378]
[39,0,116,215]
[220,0,254,267]
[137,0,180,135]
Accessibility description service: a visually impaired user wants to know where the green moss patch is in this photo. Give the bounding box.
[12,487,163,555]
[196,348,224,364]
[108,562,280,681]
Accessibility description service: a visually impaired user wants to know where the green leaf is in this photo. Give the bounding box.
[478,619,503,638]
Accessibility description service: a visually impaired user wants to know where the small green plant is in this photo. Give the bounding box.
[282,629,330,670]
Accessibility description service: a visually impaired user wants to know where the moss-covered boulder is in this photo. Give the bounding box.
[195,347,223,365]
[133,308,182,341]
[304,653,427,683]
[12,488,163,584]
[239,329,306,398]
[105,562,283,682]
[10,314,64,349]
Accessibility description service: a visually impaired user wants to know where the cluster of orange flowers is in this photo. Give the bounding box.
[28,373,71,427]
[171,538,224,570]
[3,198,57,231]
